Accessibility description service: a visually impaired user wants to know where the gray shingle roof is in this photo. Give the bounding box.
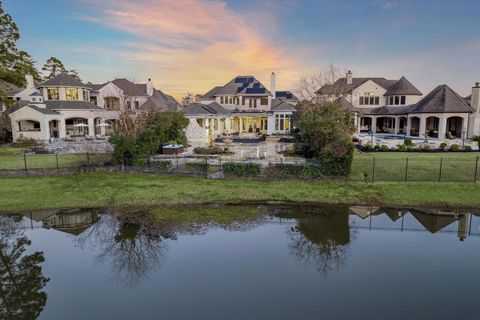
[184,102,230,115]
[201,76,271,98]
[40,73,87,88]
[316,77,396,95]
[9,103,60,115]
[45,100,103,110]
[408,85,473,113]
[28,105,60,115]
[384,76,422,96]
[270,98,296,111]
[336,96,362,113]
[111,79,146,96]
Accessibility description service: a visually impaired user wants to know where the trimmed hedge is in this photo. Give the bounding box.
[132,156,171,169]
[223,162,261,177]
[263,163,323,178]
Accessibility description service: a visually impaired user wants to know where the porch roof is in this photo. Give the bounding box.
[184,102,230,115]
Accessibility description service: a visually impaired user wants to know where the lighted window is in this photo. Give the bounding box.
[275,114,290,131]
[47,88,59,100]
[66,88,78,100]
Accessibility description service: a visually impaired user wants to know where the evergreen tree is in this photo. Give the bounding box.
[42,57,79,80]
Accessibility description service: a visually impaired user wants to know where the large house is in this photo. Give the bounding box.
[184,72,298,145]
[317,71,480,139]
[8,74,180,142]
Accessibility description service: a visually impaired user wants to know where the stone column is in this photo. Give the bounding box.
[225,117,231,134]
[462,116,469,138]
[406,117,411,136]
[419,115,426,138]
[371,117,377,133]
[356,116,361,134]
[239,117,243,133]
[100,118,106,136]
[394,117,400,135]
[58,119,66,139]
[87,118,95,137]
[42,119,50,142]
[438,116,447,139]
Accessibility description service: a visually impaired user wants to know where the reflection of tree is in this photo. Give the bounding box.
[0,215,49,320]
[283,206,355,275]
[75,211,172,287]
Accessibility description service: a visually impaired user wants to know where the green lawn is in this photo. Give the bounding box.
[1,172,480,212]
[0,152,111,170]
[350,150,480,182]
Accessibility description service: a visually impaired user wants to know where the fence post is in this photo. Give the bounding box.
[475,156,479,182]
[176,154,179,170]
[86,152,90,165]
[219,156,223,174]
[438,158,443,182]
[56,152,59,174]
[372,157,375,183]
[205,156,208,179]
[405,157,409,182]
[23,153,28,176]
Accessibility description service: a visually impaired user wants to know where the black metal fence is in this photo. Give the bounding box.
[349,157,480,182]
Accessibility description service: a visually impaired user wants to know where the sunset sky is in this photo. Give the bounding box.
[5,0,480,99]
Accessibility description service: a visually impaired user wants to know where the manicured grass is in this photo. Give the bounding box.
[1,172,480,212]
[350,150,480,182]
[0,147,26,155]
[0,153,111,170]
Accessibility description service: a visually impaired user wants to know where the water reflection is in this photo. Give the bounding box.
[0,215,49,320]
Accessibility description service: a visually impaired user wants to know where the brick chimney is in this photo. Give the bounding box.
[146,78,154,96]
[25,74,35,89]
[472,82,480,113]
[346,70,353,85]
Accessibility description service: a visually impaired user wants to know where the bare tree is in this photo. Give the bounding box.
[292,64,344,102]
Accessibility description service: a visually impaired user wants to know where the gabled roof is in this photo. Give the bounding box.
[29,91,42,96]
[40,73,87,88]
[9,103,60,115]
[270,98,296,111]
[184,102,230,115]
[409,85,474,113]
[201,76,271,98]
[276,91,299,102]
[316,77,396,95]
[111,79,146,96]
[384,76,422,96]
[337,96,362,113]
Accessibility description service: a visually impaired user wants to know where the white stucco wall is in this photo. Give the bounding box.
[351,80,387,107]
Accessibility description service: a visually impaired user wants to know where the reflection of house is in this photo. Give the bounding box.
[317,71,480,139]
[25,209,98,235]
[184,73,298,145]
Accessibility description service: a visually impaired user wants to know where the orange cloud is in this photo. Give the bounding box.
[83,0,303,99]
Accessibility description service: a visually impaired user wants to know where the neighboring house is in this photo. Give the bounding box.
[184,72,298,145]
[317,71,480,139]
[9,73,118,142]
[90,78,180,113]
[8,74,181,143]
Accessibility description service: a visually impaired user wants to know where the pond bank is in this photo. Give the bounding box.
[1,172,480,212]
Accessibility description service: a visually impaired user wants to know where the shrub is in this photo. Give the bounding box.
[264,163,323,178]
[463,145,472,152]
[193,146,233,155]
[440,142,448,151]
[319,143,354,176]
[450,144,460,152]
[373,144,381,151]
[379,145,389,151]
[421,145,430,151]
[185,162,208,172]
[223,162,261,177]
[151,160,172,169]
[13,137,39,147]
[396,144,408,152]
[404,138,413,146]
[132,156,171,169]
[364,144,374,151]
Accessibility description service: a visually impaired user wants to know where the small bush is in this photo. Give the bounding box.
[193,146,233,155]
[396,144,408,152]
[185,162,208,172]
[132,156,171,169]
[379,145,389,151]
[463,145,472,152]
[404,138,413,146]
[223,162,261,177]
[373,144,381,151]
[450,144,460,152]
[151,160,172,169]
[440,142,448,151]
[14,137,39,147]
[364,144,374,151]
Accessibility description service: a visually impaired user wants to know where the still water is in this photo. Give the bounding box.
[1,204,480,320]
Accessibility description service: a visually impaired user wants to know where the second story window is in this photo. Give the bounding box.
[242,97,245,105]
[260,97,268,105]
[220,97,224,104]
[134,101,140,108]
[83,89,89,101]
[66,88,78,100]
[47,88,59,100]
[359,92,379,106]
[388,95,406,105]
[127,101,132,109]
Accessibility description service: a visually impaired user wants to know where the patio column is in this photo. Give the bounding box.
[406,117,411,136]
[394,117,400,134]
[419,115,426,138]
[371,117,377,133]
[100,118,106,136]
[225,117,231,133]
[58,119,66,139]
[42,119,50,141]
[88,118,95,137]
[356,116,361,134]
[438,116,447,139]
[239,117,243,133]
[462,116,469,138]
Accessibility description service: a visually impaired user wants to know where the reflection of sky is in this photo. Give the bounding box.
[4,0,480,99]
[15,212,480,320]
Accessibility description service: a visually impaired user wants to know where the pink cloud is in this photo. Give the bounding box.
[81,0,307,99]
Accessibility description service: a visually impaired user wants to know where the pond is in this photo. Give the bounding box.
[1,204,480,319]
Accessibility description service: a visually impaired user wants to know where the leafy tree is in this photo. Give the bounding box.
[293,101,354,175]
[181,92,202,105]
[0,1,40,88]
[0,236,49,319]
[42,57,79,80]
[109,110,188,163]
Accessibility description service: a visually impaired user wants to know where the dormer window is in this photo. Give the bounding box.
[260,97,268,105]
[359,92,379,105]
[66,88,78,100]
[47,88,59,100]
[388,95,406,105]
[32,98,36,102]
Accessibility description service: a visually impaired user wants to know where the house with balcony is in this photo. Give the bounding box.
[184,73,298,145]
[316,71,480,139]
